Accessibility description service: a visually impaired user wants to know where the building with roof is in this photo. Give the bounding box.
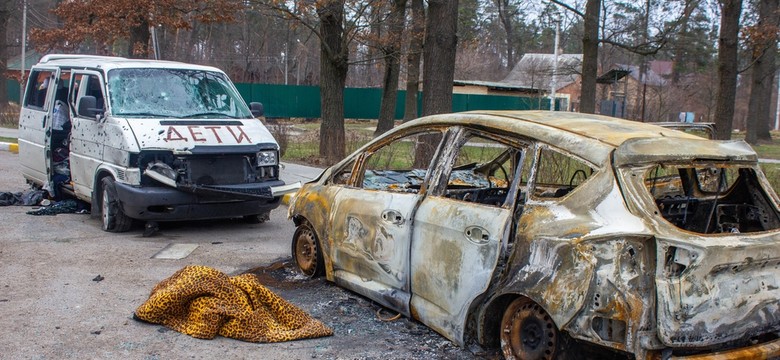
[453,53,583,111]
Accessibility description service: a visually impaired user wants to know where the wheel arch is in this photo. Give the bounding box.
[90,168,117,218]
[477,293,568,349]
[477,293,524,348]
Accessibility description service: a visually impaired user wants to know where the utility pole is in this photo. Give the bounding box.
[20,0,27,100]
[775,70,779,130]
[550,14,560,111]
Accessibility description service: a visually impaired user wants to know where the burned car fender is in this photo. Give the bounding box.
[289,183,343,279]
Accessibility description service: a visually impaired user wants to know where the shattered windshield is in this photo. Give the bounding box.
[642,163,780,234]
[107,68,252,119]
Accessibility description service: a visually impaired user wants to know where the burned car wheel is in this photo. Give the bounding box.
[101,177,133,233]
[501,297,564,360]
[291,223,324,277]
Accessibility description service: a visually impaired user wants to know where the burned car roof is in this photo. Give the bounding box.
[384,110,708,167]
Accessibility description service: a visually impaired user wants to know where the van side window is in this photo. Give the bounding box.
[69,74,83,111]
[84,75,105,111]
[24,70,54,110]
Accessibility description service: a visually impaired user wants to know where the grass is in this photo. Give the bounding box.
[0,136,16,143]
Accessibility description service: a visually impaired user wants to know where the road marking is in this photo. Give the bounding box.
[152,243,199,259]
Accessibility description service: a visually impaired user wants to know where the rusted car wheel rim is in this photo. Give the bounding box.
[293,226,319,276]
[501,298,558,360]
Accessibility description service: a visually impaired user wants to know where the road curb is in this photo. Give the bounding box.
[0,142,18,153]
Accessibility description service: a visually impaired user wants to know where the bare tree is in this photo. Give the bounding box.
[0,0,9,111]
[31,0,242,58]
[745,0,779,144]
[375,0,407,136]
[403,0,424,121]
[714,0,743,140]
[422,0,459,116]
[317,1,349,162]
[495,0,520,69]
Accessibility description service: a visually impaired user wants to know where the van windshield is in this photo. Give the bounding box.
[107,68,252,119]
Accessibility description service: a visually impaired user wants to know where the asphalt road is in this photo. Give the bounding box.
[0,151,482,360]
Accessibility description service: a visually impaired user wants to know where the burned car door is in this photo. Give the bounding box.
[410,130,531,345]
[328,130,446,317]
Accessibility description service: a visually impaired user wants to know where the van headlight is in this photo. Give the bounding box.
[256,150,278,166]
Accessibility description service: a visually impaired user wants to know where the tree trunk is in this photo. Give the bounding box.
[745,0,779,144]
[579,0,601,114]
[496,0,515,68]
[403,0,424,121]
[422,0,458,116]
[714,0,743,140]
[375,0,407,136]
[0,1,9,112]
[317,1,348,163]
[128,19,151,58]
[415,0,457,168]
[672,0,699,85]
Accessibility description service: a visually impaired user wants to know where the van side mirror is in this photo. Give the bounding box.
[77,95,104,120]
[250,102,264,117]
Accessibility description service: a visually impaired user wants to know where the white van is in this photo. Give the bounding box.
[18,54,293,232]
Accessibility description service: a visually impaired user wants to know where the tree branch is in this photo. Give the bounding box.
[549,0,584,18]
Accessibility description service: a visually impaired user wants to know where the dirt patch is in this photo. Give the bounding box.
[244,259,499,359]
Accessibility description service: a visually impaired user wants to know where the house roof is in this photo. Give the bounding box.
[597,69,631,84]
[500,53,583,91]
[612,60,673,87]
[452,80,541,93]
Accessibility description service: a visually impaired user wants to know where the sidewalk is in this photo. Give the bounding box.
[0,127,18,153]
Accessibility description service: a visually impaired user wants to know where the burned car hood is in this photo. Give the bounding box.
[125,118,278,152]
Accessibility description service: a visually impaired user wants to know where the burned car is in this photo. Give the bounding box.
[287,111,780,359]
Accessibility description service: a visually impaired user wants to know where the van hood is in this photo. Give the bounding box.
[124,118,278,152]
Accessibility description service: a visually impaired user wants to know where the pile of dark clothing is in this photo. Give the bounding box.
[0,189,47,206]
[26,199,90,216]
[0,189,90,216]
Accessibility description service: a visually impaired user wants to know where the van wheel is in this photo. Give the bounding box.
[100,177,132,232]
[500,298,570,360]
[291,223,324,278]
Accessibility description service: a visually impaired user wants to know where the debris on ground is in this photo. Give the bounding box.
[0,189,47,206]
[26,199,90,216]
[244,259,492,359]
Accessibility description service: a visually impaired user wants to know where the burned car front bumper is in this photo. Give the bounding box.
[114,181,284,221]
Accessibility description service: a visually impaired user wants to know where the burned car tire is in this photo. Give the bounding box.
[100,177,133,233]
[500,297,571,360]
[291,223,324,278]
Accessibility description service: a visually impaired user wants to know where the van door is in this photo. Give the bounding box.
[19,67,60,185]
[69,71,107,197]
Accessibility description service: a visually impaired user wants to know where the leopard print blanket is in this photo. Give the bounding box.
[134,265,333,342]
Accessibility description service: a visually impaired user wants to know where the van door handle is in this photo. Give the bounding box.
[381,209,404,225]
[464,226,490,244]
[42,115,47,128]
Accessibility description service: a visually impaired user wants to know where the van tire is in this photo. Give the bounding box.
[100,177,133,232]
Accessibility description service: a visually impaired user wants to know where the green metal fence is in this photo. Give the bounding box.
[235,83,552,119]
[7,80,552,118]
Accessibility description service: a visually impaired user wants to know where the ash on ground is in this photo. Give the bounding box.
[244,259,499,359]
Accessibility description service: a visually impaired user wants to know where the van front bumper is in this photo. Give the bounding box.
[113,181,284,221]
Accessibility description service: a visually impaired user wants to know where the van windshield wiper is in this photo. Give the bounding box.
[182,112,240,119]
[117,112,170,118]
